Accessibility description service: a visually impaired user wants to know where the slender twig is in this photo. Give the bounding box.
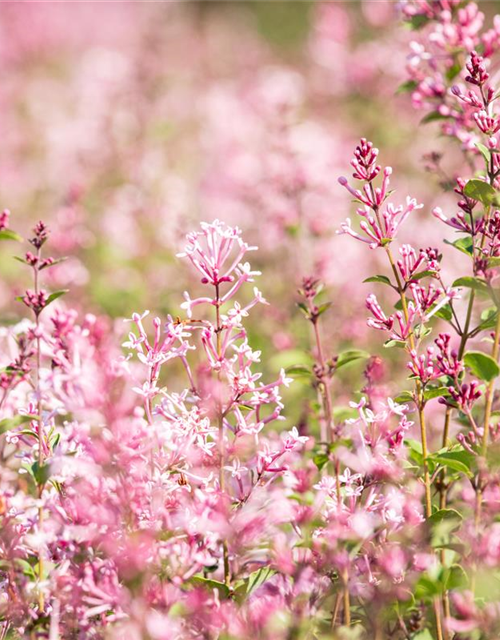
[473,311,500,548]
[310,308,350,625]
[384,244,446,638]
[385,246,433,518]
[215,283,230,588]
[33,244,45,614]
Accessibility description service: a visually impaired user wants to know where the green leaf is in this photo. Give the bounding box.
[189,576,230,599]
[428,508,463,524]
[50,478,64,494]
[363,275,392,286]
[316,302,331,317]
[46,289,69,306]
[477,307,499,331]
[476,142,492,165]
[406,438,424,466]
[433,303,453,322]
[245,567,275,595]
[231,567,277,603]
[446,61,462,81]
[423,386,450,401]
[431,455,472,477]
[410,269,437,281]
[488,256,500,268]
[15,558,37,579]
[40,257,68,271]
[0,414,39,434]
[288,224,304,238]
[407,14,430,29]
[19,429,39,438]
[452,276,489,293]
[297,302,309,317]
[336,349,370,370]
[384,339,406,349]
[463,179,496,206]
[313,452,329,471]
[0,229,22,242]
[411,630,434,640]
[443,564,468,591]
[31,461,51,486]
[328,437,353,452]
[406,439,422,454]
[414,575,440,598]
[444,236,473,256]
[434,448,476,474]
[464,351,500,382]
[394,390,414,404]
[396,80,418,95]
[421,111,449,125]
[414,324,432,340]
[285,364,312,378]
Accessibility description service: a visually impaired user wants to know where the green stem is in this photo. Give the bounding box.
[312,320,333,444]
[311,318,349,623]
[472,310,500,559]
[34,249,45,614]
[458,290,476,359]
[480,310,500,459]
[439,407,452,640]
[438,300,474,636]
[385,247,432,518]
[215,284,230,588]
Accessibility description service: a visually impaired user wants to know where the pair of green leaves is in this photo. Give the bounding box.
[189,566,276,602]
[15,289,68,309]
[406,440,475,478]
[286,349,369,378]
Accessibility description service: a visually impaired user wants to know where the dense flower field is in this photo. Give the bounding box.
[2,1,500,638]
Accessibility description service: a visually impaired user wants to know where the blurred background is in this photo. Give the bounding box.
[0,0,472,426]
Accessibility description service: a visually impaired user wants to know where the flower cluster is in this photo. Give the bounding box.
[3,2,500,639]
[338,139,423,248]
[404,0,500,153]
